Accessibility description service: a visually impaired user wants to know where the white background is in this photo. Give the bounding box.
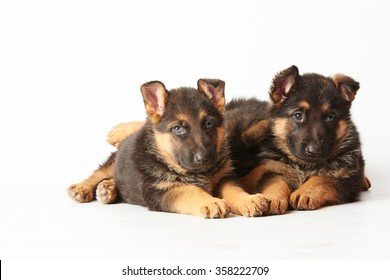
[1,0,390,277]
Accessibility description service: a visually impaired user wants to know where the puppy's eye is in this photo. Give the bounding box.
[172,125,186,135]
[325,114,336,123]
[204,119,215,129]
[293,111,304,123]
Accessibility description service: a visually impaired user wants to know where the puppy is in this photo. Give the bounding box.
[68,79,269,218]
[238,66,370,214]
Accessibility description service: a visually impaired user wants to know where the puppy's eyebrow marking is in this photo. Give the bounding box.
[198,110,208,121]
[175,113,191,123]
[298,101,310,110]
[321,102,330,112]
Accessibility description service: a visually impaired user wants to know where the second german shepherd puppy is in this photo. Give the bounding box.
[231,66,371,214]
[68,79,269,218]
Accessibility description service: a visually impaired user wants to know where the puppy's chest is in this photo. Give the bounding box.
[263,159,340,190]
[265,157,356,190]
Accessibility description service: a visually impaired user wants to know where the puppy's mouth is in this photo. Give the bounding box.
[179,161,215,174]
[293,154,325,163]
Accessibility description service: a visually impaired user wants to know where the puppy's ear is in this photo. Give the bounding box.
[197,79,226,114]
[332,74,360,102]
[140,81,168,123]
[269,65,299,104]
[241,120,269,147]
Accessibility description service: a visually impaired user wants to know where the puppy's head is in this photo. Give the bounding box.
[269,65,360,164]
[141,79,226,173]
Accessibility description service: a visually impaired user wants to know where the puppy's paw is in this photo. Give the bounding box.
[231,193,269,217]
[199,198,230,219]
[290,190,322,210]
[107,122,143,147]
[96,179,117,204]
[67,183,94,203]
[266,195,289,215]
[363,176,371,191]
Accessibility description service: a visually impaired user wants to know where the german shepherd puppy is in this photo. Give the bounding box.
[68,79,269,218]
[235,66,370,214]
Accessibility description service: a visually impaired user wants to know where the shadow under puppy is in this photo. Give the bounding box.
[236,66,371,214]
[68,79,269,218]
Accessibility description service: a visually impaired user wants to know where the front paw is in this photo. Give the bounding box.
[67,183,94,203]
[231,193,269,217]
[290,190,322,210]
[199,198,230,219]
[266,195,289,215]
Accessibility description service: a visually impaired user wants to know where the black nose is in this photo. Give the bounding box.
[305,144,322,157]
[194,151,209,164]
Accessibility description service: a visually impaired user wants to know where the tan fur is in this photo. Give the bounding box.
[273,118,288,142]
[321,102,330,112]
[272,118,292,161]
[239,165,266,194]
[219,181,269,217]
[175,113,191,123]
[67,163,114,203]
[259,175,291,215]
[96,179,117,204]
[198,110,208,121]
[216,127,225,153]
[262,159,302,188]
[290,176,340,210]
[155,181,184,190]
[107,121,144,147]
[241,120,269,146]
[298,101,310,110]
[154,131,189,175]
[332,74,358,102]
[335,120,348,141]
[167,185,230,218]
[197,79,226,113]
[141,82,168,124]
[363,176,371,191]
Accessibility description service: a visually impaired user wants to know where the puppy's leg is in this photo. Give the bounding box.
[107,121,144,147]
[239,165,266,194]
[67,153,115,203]
[290,176,340,210]
[259,175,291,215]
[148,184,230,218]
[219,180,269,217]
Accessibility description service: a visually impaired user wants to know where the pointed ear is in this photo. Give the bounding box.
[197,79,226,114]
[269,65,299,104]
[332,74,360,102]
[140,81,168,123]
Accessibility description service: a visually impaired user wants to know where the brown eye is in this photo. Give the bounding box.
[325,114,336,123]
[205,119,215,129]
